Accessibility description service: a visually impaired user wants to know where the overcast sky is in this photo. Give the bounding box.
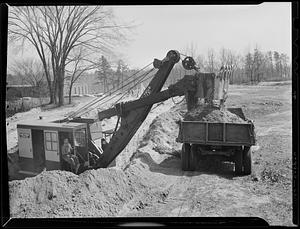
[7,3,291,69]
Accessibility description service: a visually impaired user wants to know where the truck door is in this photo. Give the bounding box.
[44,130,60,170]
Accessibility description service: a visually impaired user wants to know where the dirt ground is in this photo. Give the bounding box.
[8,81,293,225]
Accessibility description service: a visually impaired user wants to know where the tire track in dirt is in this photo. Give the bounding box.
[153,171,194,217]
[120,165,288,223]
[117,170,194,217]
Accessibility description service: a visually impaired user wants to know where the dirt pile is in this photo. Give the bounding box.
[9,165,170,218]
[138,104,185,162]
[9,169,131,217]
[184,106,246,123]
[8,151,20,181]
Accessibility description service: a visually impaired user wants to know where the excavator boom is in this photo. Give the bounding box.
[95,50,180,168]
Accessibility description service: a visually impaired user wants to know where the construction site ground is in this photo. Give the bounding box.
[7,81,293,226]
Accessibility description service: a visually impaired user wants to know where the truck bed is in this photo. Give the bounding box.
[176,108,256,146]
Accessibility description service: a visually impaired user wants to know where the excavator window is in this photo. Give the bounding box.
[74,128,86,147]
[74,128,88,164]
[89,121,103,142]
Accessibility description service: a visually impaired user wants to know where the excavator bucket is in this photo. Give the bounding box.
[193,65,233,107]
[195,73,215,101]
[214,65,233,102]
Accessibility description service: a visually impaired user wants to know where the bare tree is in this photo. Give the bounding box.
[231,53,245,84]
[10,59,47,100]
[65,48,98,104]
[219,47,228,67]
[195,54,205,71]
[252,47,264,83]
[244,52,254,83]
[10,59,44,87]
[183,42,198,57]
[9,6,131,106]
[206,48,217,72]
[279,53,290,78]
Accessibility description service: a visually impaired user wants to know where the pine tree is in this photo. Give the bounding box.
[97,56,112,93]
[115,59,129,92]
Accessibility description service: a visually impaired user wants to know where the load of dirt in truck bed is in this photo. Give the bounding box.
[183,106,247,123]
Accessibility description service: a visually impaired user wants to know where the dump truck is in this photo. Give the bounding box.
[15,50,256,177]
[177,108,256,175]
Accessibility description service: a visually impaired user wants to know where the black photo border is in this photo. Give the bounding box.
[1,1,298,227]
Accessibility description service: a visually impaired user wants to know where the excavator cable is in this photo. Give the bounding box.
[75,67,156,118]
[88,68,156,114]
[179,52,189,57]
[67,61,154,119]
[84,68,155,114]
[112,68,156,105]
[68,64,153,118]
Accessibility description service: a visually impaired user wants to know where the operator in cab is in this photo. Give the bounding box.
[61,138,80,174]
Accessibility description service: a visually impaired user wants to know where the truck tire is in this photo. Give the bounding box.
[234,148,243,176]
[189,144,197,171]
[181,143,191,171]
[243,146,252,175]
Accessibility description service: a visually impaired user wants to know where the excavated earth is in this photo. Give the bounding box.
[9,168,171,217]
[8,81,293,225]
[183,106,247,123]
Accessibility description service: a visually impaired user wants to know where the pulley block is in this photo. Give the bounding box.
[182,56,197,70]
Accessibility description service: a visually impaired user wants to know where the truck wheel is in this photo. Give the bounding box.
[189,144,197,171]
[181,143,191,171]
[234,149,243,176]
[243,146,252,175]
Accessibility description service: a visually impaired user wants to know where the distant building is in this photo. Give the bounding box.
[64,82,89,97]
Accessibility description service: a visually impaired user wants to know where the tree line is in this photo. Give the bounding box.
[166,46,291,86]
[96,56,148,95]
[8,46,291,105]
[8,55,148,103]
[90,47,292,94]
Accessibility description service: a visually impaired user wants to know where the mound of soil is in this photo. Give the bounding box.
[138,105,185,161]
[9,168,136,217]
[9,166,171,218]
[184,106,246,123]
[8,151,20,181]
